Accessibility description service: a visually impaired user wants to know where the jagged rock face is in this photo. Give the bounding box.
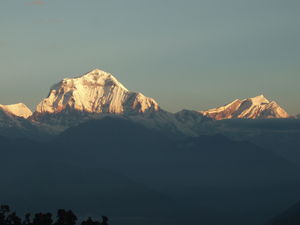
[200,95,289,120]
[0,103,33,119]
[33,69,159,127]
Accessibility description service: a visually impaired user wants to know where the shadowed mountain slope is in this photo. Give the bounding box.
[263,201,300,225]
[48,117,300,224]
[1,116,300,224]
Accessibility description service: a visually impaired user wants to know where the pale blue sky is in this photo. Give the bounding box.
[1,1,299,115]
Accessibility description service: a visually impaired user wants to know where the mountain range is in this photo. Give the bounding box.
[1,68,299,167]
[2,68,299,166]
[1,69,300,225]
[0,69,291,140]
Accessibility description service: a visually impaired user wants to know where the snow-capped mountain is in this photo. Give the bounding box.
[0,69,291,140]
[0,103,55,140]
[0,103,32,119]
[30,69,291,139]
[0,103,33,129]
[199,95,289,120]
[31,69,210,138]
[33,69,159,128]
[35,69,159,116]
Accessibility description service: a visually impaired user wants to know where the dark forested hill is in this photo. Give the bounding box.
[263,201,300,225]
[1,117,300,225]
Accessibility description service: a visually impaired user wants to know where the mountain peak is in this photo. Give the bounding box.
[246,95,269,105]
[200,95,289,120]
[35,69,131,115]
[58,69,129,92]
[0,103,32,119]
[34,69,159,127]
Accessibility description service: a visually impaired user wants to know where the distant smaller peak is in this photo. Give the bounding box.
[0,103,33,119]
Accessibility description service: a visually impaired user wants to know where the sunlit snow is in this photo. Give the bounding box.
[199,95,289,120]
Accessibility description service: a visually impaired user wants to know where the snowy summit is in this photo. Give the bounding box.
[35,69,159,116]
[0,103,33,119]
[0,68,293,140]
[199,95,289,120]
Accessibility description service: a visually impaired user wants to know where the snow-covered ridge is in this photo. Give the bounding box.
[200,95,289,120]
[35,69,159,116]
[0,103,33,119]
[32,70,290,138]
[0,69,293,140]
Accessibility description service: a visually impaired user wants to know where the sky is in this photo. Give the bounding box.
[0,1,299,116]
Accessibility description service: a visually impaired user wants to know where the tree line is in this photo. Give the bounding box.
[0,205,108,225]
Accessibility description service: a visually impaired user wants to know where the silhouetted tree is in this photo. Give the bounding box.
[54,209,77,225]
[101,216,108,225]
[0,206,22,225]
[0,205,10,225]
[22,213,31,225]
[0,205,10,214]
[6,211,22,225]
[0,205,107,225]
[32,212,52,225]
[81,217,100,225]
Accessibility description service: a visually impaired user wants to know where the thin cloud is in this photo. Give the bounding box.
[0,42,4,47]
[27,1,45,5]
